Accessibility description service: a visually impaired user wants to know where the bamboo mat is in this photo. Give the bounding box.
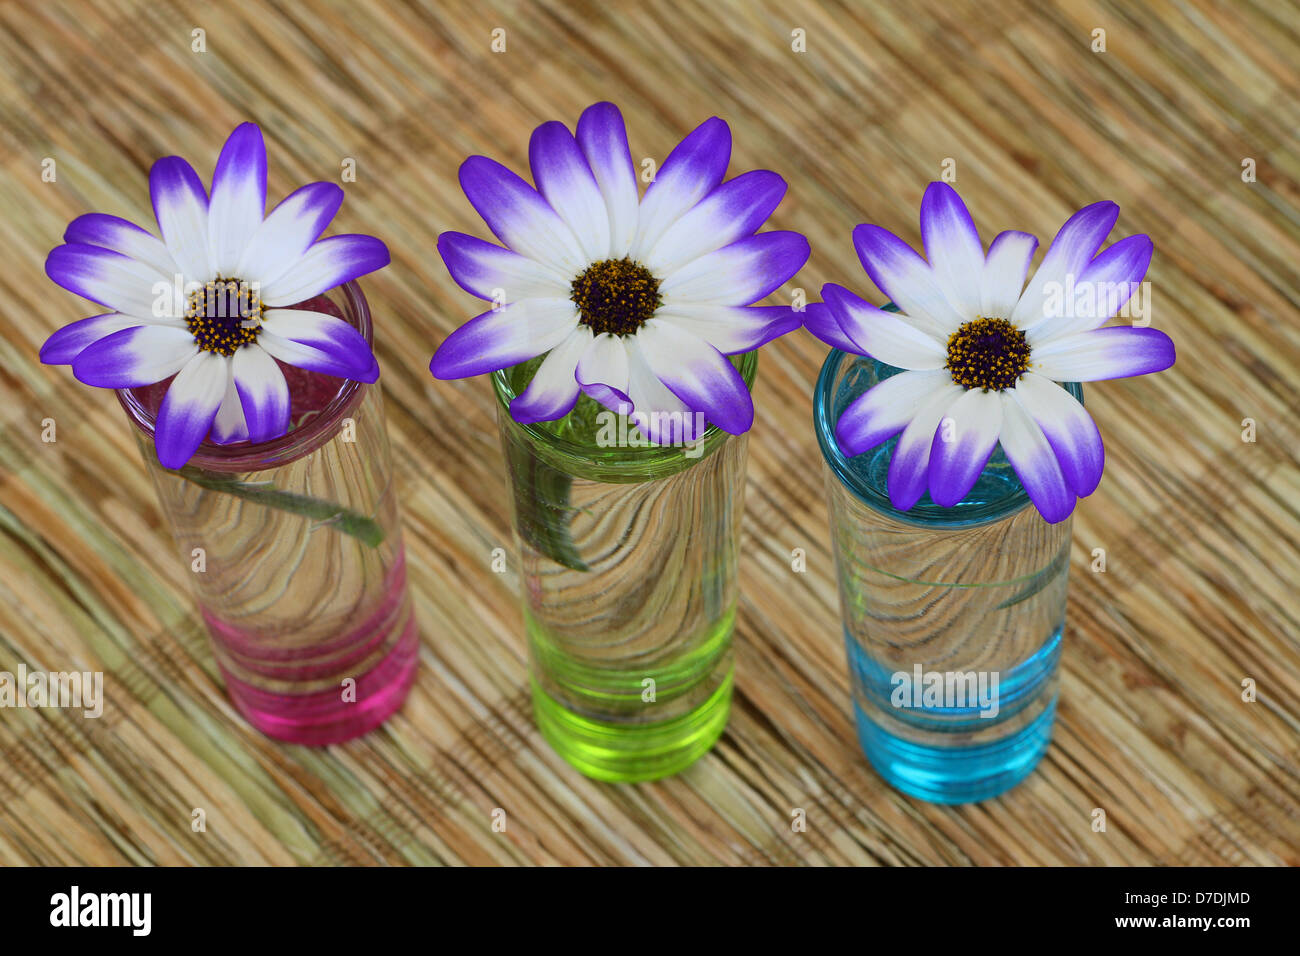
[0,0,1297,866]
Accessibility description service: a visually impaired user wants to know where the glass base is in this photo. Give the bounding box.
[853,695,1056,803]
[532,670,733,783]
[221,616,418,746]
[846,628,1062,804]
[210,553,419,746]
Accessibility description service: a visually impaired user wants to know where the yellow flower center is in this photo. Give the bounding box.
[185,278,264,355]
[945,317,1030,390]
[570,258,661,336]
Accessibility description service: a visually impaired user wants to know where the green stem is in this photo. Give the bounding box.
[173,466,385,547]
[504,430,590,572]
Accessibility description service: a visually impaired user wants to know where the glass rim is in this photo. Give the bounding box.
[491,349,758,480]
[116,279,372,474]
[814,347,1084,529]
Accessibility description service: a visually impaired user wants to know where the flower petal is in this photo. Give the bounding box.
[822,283,947,370]
[40,312,177,365]
[208,123,267,276]
[624,338,705,445]
[631,116,731,258]
[576,331,631,408]
[237,182,343,286]
[509,326,592,423]
[802,301,860,353]
[436,231,569,302]
[429,298,577,379]
[529,121,610,262]
[1028,235,1154,345]
[643,170,787,275]
[150,156,212,281]
[1031,326,1175,381]
[927,386,1003,507]
[636,319,753,434]
[1012,201,1118,331]
[45,243,173,318]
[658,231,809,306]
[852,223,967,337]
[71,324,197,387]
[886,382,964,511]
[920,182,983,318]
[576,101,640,257]
[155,352,228,469]
[210,362,249,445]
[260,235,390,307]
[64,214,177,277]
[1014,372,1104,497]
[457,155,587,275]
[835,368,951,456]
[654,303,801,354]
[232,343,291,443]
[1000,389,1075,523]
[259,308,378,381]
[981,230,1038,320]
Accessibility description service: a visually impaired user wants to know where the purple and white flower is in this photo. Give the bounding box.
[41,123,390,468]
[429,102,810,444]
[806,182,1175,523]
